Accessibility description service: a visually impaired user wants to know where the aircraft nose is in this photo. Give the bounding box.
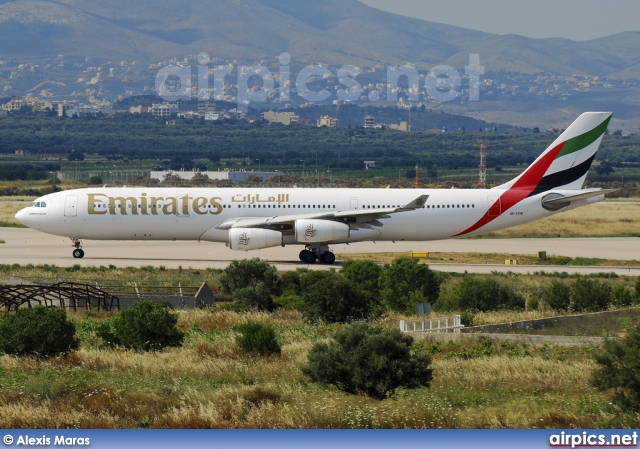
[15,207,29,225]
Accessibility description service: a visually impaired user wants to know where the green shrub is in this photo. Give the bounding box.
[379,258,442,313]
[591,324,640,411]
[611,285,634,307]
[542,280,571,311]
[460,311,475,327]
[300,270,370,323]
[341,259,383,312]
[88,175,103,185]
[279,269,304,295]
[301,322,433,400]
[219,258,282,311]
[274,293,305,311]
[570,278,611,312]
[436,275,524,312]
[234,322,281,355]
[99,301,184,351]
[0,306,78,358]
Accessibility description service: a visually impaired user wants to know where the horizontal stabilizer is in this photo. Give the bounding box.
[541,189,616,211]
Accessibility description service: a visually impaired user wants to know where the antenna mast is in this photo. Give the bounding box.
[478,144,487,188]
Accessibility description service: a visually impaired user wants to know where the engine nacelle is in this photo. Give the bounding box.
[295,219,349,243]
[229,228,282,251]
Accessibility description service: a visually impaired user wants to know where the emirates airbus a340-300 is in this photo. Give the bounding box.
[16,112,614,265]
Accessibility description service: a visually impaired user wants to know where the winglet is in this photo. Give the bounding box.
[397,195,429,211]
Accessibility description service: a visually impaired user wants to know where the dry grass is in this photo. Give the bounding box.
[1,307,638,429]
[0,199,29,226]
[483,201,640,238]
[339,251,640,266]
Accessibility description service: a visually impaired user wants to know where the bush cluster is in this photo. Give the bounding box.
[234,322,281,355]
[302,322,433,400]
[436,275,524,312]
[0,306,78,358]
[542,278,616,312]
[277,258,443,323]
[219,258,282,311]
[98,301,184,351]
[591,324,640,411]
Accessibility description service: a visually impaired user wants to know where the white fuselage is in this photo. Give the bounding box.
[15,187,598,247]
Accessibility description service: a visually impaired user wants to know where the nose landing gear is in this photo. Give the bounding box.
[71,239,84,259]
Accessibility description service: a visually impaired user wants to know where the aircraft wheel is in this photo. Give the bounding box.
[302,250,317,264]
[73,249,85,259]
[299,250,308,262]
[320,251,336,265]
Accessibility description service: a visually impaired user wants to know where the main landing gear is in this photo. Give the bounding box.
[299,244,336,265]
[71,238,84,259]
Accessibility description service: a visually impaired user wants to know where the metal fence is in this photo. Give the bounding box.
[400,315,464,334]
[0,282,119,311]
[1,277,215,311]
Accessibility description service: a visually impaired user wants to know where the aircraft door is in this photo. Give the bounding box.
[487,195,501,217]
[350,198,358,210]
[64,195,78,217]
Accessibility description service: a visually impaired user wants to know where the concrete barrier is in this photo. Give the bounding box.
[405,332,605,347]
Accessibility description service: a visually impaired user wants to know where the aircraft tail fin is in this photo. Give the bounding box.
[496,112,612,193]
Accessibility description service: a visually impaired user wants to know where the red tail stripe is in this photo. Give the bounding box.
[455,141,566,236]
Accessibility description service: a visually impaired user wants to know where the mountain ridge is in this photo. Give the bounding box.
[0,0,638,78]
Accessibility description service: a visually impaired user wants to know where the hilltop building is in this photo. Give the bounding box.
[317,115,339,128]
[262,111,300,125]
[363,115,376,129]
[388,121,411,132]
[151,103,178,118]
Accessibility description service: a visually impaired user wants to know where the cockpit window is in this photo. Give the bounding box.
[31,202,47,208]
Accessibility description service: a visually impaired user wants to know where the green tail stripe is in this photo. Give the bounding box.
[557,115,611,159]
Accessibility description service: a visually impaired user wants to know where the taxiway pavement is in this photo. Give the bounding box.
[2,228,639,275]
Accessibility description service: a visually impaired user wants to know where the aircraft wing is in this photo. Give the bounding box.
[215,194,429,230]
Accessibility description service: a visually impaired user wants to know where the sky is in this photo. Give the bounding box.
[359,0,640,41]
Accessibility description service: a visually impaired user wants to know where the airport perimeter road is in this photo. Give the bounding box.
[1,228,639,275]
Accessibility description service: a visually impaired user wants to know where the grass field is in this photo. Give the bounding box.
[1,264,640,428]
[481,201,640,238]
[0,199,29,227]
[339,251,640,266]
[1,307,639,429]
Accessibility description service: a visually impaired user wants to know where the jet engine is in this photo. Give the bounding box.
[295,219,349,243]
[229,228,282,251]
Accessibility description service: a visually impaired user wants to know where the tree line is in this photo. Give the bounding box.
[1,113,639,175]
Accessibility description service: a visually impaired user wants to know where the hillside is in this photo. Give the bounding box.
[0,0,639,77]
